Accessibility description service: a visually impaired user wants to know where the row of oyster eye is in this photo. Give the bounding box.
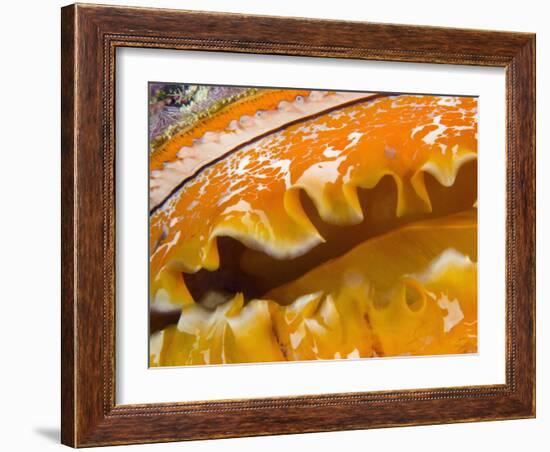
[181,91,329,148]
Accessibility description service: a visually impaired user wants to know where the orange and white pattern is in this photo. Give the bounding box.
[148,85,478,366]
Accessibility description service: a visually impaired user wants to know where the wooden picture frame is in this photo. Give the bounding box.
[61,3,535,447]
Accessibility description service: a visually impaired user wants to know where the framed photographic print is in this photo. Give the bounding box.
[61,3,536,447]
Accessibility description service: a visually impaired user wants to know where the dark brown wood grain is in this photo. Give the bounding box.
[61,3,536,447]
[61,5,76,446]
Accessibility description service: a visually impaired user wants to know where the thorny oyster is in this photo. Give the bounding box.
[148,86,478,366]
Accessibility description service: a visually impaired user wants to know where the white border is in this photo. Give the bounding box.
[116,48,506,404]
